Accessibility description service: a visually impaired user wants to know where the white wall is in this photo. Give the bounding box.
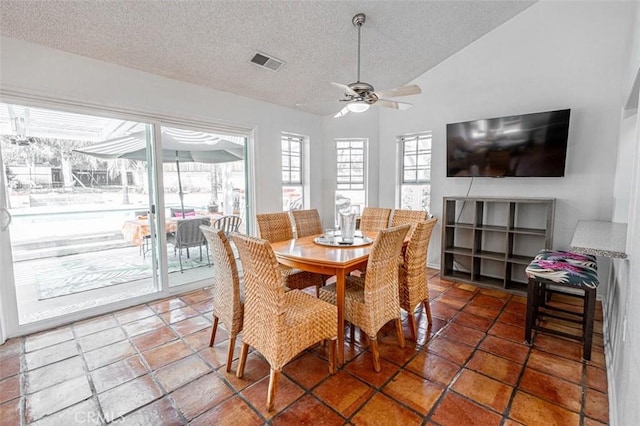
[0,36,325,222]
[609,2,640,424]
[379,1,631,275]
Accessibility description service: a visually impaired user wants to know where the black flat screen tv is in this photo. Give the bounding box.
[446,109,570,177]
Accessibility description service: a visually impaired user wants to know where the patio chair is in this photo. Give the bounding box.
[256,212,324,295]
[212,215,243,237]
[168,217,211,272]
[319,224,410,372]
[291,209,323,238]
[200,226,243,372]
[232,233,337,411]
[399,217,438,340]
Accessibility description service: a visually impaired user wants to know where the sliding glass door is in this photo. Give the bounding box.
[0,101,252,335]
[0,102,162,327]
[158,125,247,288]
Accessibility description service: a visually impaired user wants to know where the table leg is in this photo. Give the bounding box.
[336,269,345,366]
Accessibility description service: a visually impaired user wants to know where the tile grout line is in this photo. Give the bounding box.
[420,285,485,423]
[120,300,192,425]
[422,287,523,423]
[70,321,108,425]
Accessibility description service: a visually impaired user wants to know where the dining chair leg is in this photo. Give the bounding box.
[328,337,337,374]
[407,312,417,341]
[267,368,280,412]
[349,323,356,344]
[423,300,433,325]
[395,318,406,349]
[209,316,219,347]
[369,336,381,373]
[236,342,250,378]
[226,334,236,373]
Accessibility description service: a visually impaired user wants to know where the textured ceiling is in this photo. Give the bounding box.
[0,0,535,116]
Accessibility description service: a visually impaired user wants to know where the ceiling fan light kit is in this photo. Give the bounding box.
[346,102,370,113]
[329,13,421,118]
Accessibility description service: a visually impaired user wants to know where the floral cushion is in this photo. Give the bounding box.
[534,250,597,270]
[526,250,599,289]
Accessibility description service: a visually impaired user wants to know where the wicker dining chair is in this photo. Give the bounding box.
[399,217,438,340]
[319,224,410,372]
[359,207,392,233]
[390,209,428,230]
[232,233,337,411]
[200,226,243,372]
[291,209,323,238]
[256,212,324,294]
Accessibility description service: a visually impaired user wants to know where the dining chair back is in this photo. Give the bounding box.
[200,226,243,372]
[212,215,243,236]
[399,217,438,340]
[359,207,392,233]
[169,217,211,272]
[232,233,337,411]
[256,212,324,294]
[256,212,293,242]
[390,209,428,228]
[290,209,323,238]
[319,224,410,372]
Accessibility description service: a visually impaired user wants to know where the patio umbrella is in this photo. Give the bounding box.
[74,128,244,215]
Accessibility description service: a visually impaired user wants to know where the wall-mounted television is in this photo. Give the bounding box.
[446,109,570,177]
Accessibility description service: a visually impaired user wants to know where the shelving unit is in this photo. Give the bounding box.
[441,197,555,293]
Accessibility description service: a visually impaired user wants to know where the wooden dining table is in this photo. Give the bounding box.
[270,232,377,366]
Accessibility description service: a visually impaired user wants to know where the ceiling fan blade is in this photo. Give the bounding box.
[334,105,351,118]
[375,99,413,111]
[331,82,358,97]
[374,84,421,99]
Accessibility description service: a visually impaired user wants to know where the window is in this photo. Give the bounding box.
[335,139,366,221]
[281,133,304,210]
[399,132,432,211]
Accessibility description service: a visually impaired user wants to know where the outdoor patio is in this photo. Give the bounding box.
[13,243,218,324]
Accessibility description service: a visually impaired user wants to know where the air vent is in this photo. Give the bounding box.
[250,52,285,72]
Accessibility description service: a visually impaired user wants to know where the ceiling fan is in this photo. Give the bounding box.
[332,13,422,118]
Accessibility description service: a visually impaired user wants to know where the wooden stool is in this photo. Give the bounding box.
[524,250,599,361]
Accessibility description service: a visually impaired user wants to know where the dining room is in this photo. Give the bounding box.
[0,0,638,424]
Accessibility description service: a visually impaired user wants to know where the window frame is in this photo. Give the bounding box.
[335,138,366,191]
[398,131,432,211]
[281,132,304,211]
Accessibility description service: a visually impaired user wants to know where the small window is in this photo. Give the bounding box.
[399,132,432,211]
[335,139,366,223]
[281,133,304,210]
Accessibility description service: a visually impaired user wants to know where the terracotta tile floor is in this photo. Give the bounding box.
[0,270,609,425]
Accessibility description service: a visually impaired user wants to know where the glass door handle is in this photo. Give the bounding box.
[0,208,11,231]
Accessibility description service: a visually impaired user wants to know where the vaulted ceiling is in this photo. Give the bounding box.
[0,1,535,116]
